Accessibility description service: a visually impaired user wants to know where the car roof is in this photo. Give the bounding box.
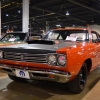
[53,27,88,31]
[6,31,27,34]
[52,27,100,34]
[6,32,43,34]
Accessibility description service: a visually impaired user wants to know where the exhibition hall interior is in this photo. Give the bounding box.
[0,0,100,100]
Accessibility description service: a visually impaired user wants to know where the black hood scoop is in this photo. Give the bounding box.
[27,40,55,45]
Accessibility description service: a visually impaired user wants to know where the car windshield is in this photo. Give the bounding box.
[44,30,89,42]
[28,34,42,40]
[0,33,27,42]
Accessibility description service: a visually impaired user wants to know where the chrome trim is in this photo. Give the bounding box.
[0,65,71,83]
[3,52,47,63]
[3,52,67,67]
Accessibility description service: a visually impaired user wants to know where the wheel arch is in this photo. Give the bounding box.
[84,58,92,73]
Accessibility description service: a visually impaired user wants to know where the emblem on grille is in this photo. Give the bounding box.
[21,55,23,60]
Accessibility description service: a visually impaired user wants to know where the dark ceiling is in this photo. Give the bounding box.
[1,0,100,32]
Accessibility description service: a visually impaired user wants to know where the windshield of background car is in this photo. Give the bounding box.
[44,30,89,42]
[0,33,27,42]
[28,34,42,40]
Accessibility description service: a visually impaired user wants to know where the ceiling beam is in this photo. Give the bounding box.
[67,0,100,14]
[31,6,86,22]
[31,0,59,6]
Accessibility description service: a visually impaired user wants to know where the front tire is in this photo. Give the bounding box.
[68,62,87,93]
[8,74,25,82]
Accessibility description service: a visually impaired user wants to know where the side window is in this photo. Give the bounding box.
[58,35,63,39]
[91,31,98,42]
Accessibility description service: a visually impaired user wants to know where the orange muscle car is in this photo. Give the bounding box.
[0,27,100,93]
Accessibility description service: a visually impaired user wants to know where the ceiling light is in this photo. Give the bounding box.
[66,11,69,15]
[6,14,9,16]
[18,10,21,13]
[3,26,7,28]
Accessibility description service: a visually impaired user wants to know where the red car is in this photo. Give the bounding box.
[0,27,100,93]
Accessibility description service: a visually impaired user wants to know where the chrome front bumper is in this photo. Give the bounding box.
[0,65,71,83]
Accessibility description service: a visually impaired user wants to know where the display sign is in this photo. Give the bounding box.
[66,36,77,41]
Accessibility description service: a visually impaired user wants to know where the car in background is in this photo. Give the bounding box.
[0,32,43,46]
[0,27,100,94]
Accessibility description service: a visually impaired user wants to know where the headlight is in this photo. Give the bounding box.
[47,54,57,65]
[57,54,66,66]
[0,51,3,58]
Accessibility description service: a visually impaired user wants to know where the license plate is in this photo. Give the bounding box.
[15,69,30,79]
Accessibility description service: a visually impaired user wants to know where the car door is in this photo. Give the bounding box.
[91,31,100,69]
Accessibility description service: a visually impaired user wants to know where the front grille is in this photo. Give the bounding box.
[3,52,47,63]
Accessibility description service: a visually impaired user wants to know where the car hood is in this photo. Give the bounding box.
[1,40,81,51]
